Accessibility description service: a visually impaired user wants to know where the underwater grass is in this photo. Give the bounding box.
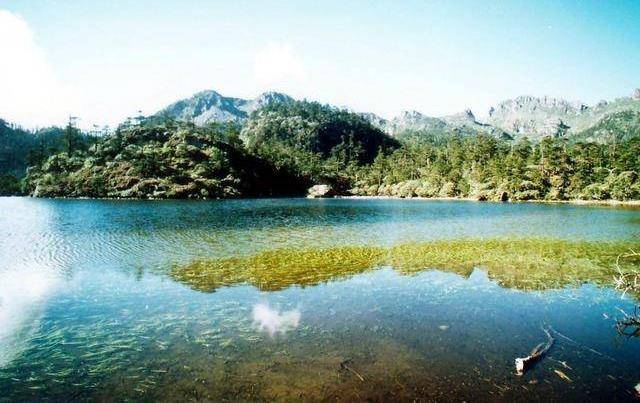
[172,238,640,293]
[173,246,385,292]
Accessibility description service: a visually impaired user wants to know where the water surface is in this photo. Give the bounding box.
[1,198,639,401]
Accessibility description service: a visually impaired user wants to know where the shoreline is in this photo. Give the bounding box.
[335,195,640,207]
[3,194,640,207]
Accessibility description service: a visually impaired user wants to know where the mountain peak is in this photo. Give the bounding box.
[155,88,640,141]
[442,109,477,126]
[485,93,640,139]
[398,110,426,121]
[253,91,294,108]
[492,95,586,116]
[155,90,294,125]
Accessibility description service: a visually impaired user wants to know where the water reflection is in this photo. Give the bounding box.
[1,198,640,400]
[172,239,640,294]
[0,199,66,369]
[252,303,301,336]
[0,265,59,368]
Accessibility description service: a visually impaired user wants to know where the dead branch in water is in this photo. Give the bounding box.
[613,251,640,337]
[613,250,640,297]
[615,306,640,338]
[548,326,616,362]
[339,359,365,382]
[515,327,554,375]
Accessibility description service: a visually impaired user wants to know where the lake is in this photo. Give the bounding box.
[1,197,640,401]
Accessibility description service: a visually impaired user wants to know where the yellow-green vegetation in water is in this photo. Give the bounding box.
[172,238,640,293]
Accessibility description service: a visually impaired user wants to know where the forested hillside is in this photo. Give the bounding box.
[24,121,299,198]
[351,134,640,201]
[23,101,399,198]
[0,120,96,195]
[3,92,640,201]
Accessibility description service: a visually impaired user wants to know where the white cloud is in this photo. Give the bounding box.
[253,42,306,90]
[0,10,74,127]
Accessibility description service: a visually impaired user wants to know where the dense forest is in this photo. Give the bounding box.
[2,99,640,201]
[0,119,98,195]
[21,101,397,198]
[352,133,640,200]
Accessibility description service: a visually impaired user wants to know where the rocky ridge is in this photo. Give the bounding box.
[156,88,640,142]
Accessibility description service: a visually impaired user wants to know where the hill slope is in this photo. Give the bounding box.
[25,101,399,198]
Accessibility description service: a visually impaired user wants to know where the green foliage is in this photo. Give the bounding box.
[0,118,98,195]
[172,238,640,293]
[352,132,640,201]
[241,100,399,190]
[7,102,640,201]
[0,173,21,196]
[20,102,400,199]
[0,119,97,173]
[24,120,312,198]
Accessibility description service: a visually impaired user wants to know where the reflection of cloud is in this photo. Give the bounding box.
[252,303,300,336]
[0,266,59,368]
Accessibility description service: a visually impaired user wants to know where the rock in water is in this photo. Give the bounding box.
[307,184,334,198]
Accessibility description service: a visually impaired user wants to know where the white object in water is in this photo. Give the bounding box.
[252,303,300,336]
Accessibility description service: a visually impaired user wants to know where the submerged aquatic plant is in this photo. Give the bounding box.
[172,238,640,294]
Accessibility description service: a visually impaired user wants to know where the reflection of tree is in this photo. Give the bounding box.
[616,306,640,337]
[614,251,640,337]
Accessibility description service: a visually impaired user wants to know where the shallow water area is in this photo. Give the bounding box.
[1,197,640,401]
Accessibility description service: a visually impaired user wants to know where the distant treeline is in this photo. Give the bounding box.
[352,133,640,201]
[3,100,640,201]
[0,119,97,195]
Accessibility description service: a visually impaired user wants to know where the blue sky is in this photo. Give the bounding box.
[1,0,639,128]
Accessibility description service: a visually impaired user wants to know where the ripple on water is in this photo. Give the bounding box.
[1,198,640,400]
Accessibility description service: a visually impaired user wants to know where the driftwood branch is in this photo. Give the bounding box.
[515,327,554,375]
[339,359,365,382]
[613,251,640,337]
[615,305,640,338]
[613,250,640,297]
[548,326,616,362]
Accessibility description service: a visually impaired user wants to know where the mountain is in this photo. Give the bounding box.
[573,110,640,143]
[242,100,399,166]
[386,111,448,134]
[161,90,500,139]
[24,100,400,199]
[156,90,293,125]
[484,90,640,140]
[362,108,509,140]
[155,87,640,143]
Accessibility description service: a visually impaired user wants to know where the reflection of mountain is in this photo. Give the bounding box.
[170,238,640,294]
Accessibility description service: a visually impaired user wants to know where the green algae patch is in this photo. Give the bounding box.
[172,238,640,293]
[388,239,639,290]
[174,246,386,292]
